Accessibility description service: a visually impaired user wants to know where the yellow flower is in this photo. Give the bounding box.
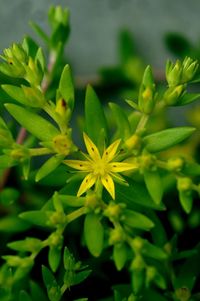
[64,133,137,199]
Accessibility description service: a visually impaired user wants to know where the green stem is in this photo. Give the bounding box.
[65,207,87,224]
[29,147,53,156]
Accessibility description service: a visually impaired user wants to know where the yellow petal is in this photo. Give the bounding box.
[109,162,137,172]
[83,132,101,161]
[101,174,115,199]
[64,160,92,171]
[102,139,121,162]
[77,173,97,196]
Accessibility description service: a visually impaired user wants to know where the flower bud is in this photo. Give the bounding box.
[164,85,185,105]
[138,66,156,114]
[167,157,184,172]
[109,227,125,245]
[53,133,72,155]
[166,59,182,86]
[181,57,199,82]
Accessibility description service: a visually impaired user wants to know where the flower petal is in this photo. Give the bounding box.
[83,132,101,161]
[101,174,115,199]
[109,162,138,172]
[64,160,92,171]
[77,173,97,196]
[103,139,121,162]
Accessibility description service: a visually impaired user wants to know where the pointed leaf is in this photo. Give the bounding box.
[59,64,74,111]
[176,93,200,106]
[143,170,163,204]
[5,104,59,141]
[113,243,128,271]
[109,102,131,140]
[36,155,64,182]
[179,190,193,214]
[48,246,62,273]
[123,209,154,231]
[19,291,32,301]
[19,210,53,228]
[42,266,61,301]
[85,85,108,145]
[144,127,195,153]
[84,213,104,257]
[2,85,29,106]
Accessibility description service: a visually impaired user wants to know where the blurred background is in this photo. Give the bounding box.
[0,0,199,77]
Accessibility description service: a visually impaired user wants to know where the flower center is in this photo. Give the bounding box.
[92,159,108,176]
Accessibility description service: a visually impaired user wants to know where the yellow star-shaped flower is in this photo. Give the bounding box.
[64,133,137,199]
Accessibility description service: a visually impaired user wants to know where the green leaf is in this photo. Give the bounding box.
[115,179,165,210]
[36,155,64,182]
[84,213,104,257]
[22,36,39,58]
[140,289,168,301]
[58,194,85,208]
[30,22,49,43]
[7,237,42,252]
[165,33,192,58]
[0,216,29,233]
[35,47,46,72]
[19,291,32,301]
[85,85,108,145]
[5,103,59,141]
[131,269,145,294]
[73,269,92,285]
[63,247,75,271]
[113,243,128,271]
[58,64,74,111]
[144,127,195,153]
[0,155,16,169]
[122,209,154,231]
[179,190,193,214]
[143,170,163,204]
[182,162,200,176]
[141,240,168,260]
[119,30,135,64]
[173,243,200,291]
[2,85,29,106]
[109,102,131,140]
[19,210,53,228]
[0,188,20,206]
[171,249,198,261]
[42,266,61,301]
[30,280,48,301]
[176,93,200,106]
[48,246,62,272]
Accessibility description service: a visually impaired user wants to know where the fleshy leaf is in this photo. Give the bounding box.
[5,103,59,141]
[85,85,108,145]
[144,127,195,153]
[36,155,65,182]
[123,209,154,230]
[143,170,163,204]
[84,213,104,257]
[109,102,131,140]
[58,64,74,111]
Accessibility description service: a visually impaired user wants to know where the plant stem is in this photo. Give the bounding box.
[65,207,87,224]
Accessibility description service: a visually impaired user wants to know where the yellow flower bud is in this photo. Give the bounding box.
[124,134,141,151]
[167,157,184,172]
[53,134,72,155]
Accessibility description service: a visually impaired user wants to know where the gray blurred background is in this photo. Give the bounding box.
[0,0,199,76]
